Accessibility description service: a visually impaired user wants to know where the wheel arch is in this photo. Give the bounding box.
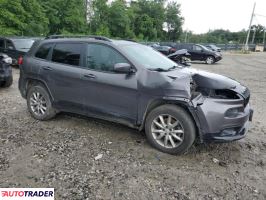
[25,78,54,101]
[139,98,202,141]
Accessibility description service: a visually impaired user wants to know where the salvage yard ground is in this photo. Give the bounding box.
[0,53,266,200]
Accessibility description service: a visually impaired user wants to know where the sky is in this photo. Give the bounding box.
[176,0,266,34]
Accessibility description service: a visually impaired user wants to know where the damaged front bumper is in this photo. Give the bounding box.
[192,94,253,143]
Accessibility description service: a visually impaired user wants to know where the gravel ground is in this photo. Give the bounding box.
[0,53,266,200]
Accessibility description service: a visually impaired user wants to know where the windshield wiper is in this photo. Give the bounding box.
[148,68,169,72]
[167,65,180,71]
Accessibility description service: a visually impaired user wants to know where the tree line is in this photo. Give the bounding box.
[0,0,184,41]
[0,0,263,44]
[180,24,265,44]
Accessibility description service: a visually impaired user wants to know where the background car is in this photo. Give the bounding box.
[149,43,176,55]
[0,37,37,66]
[0,53,13,87]
[205,44,222,52]
[173,43,222,64]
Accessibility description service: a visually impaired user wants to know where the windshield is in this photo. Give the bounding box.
[120,44,180,71]
[12,39,35,50]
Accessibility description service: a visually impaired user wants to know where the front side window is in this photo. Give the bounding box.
[35,43,53,60]
[193,45,202,51]
[86,44,128,72]
[52,43,82,66]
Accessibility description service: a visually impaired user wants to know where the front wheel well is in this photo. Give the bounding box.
[140,100,200,138]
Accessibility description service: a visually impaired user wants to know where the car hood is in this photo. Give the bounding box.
[162,67,247,95]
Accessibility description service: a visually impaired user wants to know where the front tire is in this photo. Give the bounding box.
[206,56,215,64]
[145,104,196,154]
[27,85,56,120]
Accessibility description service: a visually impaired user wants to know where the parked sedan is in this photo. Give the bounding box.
[150,43,176,55]
[174,43,222,64]
[0,37,36,65]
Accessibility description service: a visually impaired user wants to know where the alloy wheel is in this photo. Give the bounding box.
[151,114,185,149]
[206,57,214,64]
[30,92,47,116]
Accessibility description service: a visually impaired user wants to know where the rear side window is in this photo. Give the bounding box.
[35,43,53,59]
[52,43,82,66]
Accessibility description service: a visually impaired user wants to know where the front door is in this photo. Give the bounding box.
[191,45,204,61]
[81,43,138,124]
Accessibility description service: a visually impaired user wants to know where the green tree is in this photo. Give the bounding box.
[165,2,183,41]
[0,0,48,36]
[108,0,133,38]
[89,0,110,36]
[22,0,49,35]
[39,0,87,35]
[0,0,27,35]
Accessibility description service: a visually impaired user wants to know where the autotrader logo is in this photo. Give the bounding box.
[0,188,54,200]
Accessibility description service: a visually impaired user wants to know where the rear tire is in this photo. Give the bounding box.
[27,85,56,120]
[2,76,13,88]
[145,104,196,154]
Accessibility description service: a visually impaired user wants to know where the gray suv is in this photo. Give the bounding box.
[19,36,253,154]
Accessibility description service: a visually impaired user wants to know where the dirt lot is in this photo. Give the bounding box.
[0,53,266,200]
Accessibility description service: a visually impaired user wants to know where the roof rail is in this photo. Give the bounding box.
[45,35,112,42]
[124,39,137,43]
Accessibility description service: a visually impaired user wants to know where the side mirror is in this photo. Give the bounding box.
[114,63,135,74]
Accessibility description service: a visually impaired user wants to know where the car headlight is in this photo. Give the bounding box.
[225,107,243,118]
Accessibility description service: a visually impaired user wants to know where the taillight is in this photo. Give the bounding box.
[18,56,23,65]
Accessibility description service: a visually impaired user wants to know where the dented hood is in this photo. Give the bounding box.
[162,67,247,95]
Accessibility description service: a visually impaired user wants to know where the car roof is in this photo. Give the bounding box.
[0,36,37,40]
[41,37,138,47]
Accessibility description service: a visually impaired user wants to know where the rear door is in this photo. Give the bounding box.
[81,43,138,124]
[38,42,87,114]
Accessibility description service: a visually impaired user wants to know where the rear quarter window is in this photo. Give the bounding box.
[35,43,53,60]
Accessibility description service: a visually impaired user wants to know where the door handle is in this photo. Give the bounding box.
[83,74,96,79]
[42,66,53,71]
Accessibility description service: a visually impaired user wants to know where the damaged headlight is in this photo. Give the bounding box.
[196,88,239,99]
[225,107,243,118]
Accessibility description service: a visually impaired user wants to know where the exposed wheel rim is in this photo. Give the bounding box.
[206,57,214,64]
[30,92,47,116]
[151,114,185,149]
